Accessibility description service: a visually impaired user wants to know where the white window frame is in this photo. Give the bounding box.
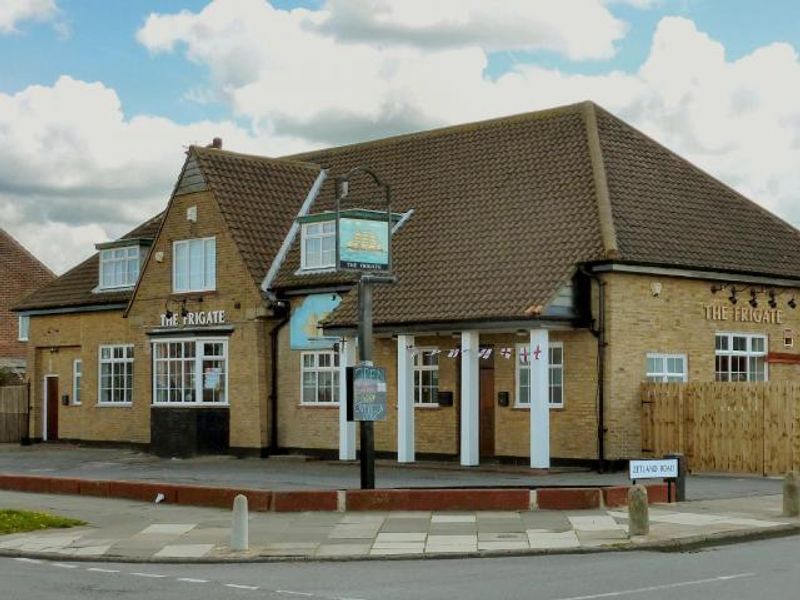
[645,353,688,383]
[300,350,340,405]
[151,338,229,406]
[515,342,564,409]
[97,344,134,406]
[172,237,216,293]
[413,348,440,406]
[714,332,768,382]
[72,359,82,405]
[98,246,140,290]
[18,315,29,341]
[300,221,336,270]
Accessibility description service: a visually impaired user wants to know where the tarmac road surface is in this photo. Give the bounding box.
[3,534,800,600]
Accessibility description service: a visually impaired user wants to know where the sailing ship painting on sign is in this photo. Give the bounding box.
[339,216,390,271]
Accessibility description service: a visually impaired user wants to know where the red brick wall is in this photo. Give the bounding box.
[0,230,54,362]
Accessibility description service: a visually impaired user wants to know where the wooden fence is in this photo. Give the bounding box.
[641,382,800,475]
[0,385,28,443]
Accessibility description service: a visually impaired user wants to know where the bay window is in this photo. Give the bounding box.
[153,339,228,404]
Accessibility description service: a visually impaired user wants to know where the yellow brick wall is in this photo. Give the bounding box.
[277,324,599,460]
[603,271,800,460]
[26,189,273,450]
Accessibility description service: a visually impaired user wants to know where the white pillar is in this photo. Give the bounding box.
[460,331,480,466]
[397,334,415,463]
[339,337,356,461]
[530,328,550,469]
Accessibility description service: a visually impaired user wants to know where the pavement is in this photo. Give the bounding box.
[0,443,785,500]
[0,489,796,562]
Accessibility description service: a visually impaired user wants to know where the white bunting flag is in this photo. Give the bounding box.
[447,348,461,358]
[478,348,493,359]
[500,347,512,359]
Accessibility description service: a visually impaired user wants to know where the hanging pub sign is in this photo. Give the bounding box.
[338,209,391,272]
[346,365,388,422]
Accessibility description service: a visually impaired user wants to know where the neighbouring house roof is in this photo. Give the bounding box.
[266,101,800,329]
[13,215,163,312]
[0,228,55,287]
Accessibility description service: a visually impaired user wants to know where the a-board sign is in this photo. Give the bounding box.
[629,458,678,480]
[347,365,387,421]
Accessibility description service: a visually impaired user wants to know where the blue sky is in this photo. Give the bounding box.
[2,0,800,272]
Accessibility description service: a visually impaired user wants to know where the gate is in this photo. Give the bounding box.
[0,384,29,443]
[641,382,800,475]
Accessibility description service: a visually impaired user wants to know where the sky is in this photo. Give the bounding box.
[2,0,800,273]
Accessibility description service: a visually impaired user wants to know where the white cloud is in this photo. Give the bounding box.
[0,75,299,273]
[0,0,58,34]
[137,4,800,228]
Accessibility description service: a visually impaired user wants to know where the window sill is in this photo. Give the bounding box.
[96,402,133,408]
[511,404,565,411]
[298,403,339,409]
[295,267,337,275]
[170,289,217,297]
[151,403,230,408]
[414,404,443,409]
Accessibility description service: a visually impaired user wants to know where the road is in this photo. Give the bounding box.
[4,535,800,600]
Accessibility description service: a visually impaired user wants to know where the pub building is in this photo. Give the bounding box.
[14,102,800,468]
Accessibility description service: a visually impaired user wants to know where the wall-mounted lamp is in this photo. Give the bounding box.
[769,290,778,309]
[749,289,758,308]
[790,297,797,310]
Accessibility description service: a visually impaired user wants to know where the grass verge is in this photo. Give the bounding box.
[0,510,85,535]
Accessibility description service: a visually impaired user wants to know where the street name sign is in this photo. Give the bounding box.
[629,458,678,480]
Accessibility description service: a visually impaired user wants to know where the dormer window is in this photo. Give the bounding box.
[301,221,335,270]
[99,246,140,290]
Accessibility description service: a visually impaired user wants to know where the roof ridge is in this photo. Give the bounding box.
[593,105,800,244]
[282,101,588,162]
[582,102,619,260]
[191,145,320,171]
[0,228,56,277]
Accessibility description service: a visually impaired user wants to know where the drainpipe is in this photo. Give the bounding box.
[581,267,608,473]
[268,303,290,456]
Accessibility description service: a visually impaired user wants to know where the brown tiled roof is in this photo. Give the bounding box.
[14,215,163,312]
[595,106,800,278]
[191,147,321,286]
[273,104,607,326]
[271,101,800,328]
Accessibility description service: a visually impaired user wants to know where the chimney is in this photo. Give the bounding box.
[208,137,223,149]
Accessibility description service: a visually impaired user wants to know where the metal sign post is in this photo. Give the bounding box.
[335,167,396,490]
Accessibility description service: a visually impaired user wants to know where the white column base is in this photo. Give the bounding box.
[530,328,550,469]
[460,331,480,466]
[397,334,415,463]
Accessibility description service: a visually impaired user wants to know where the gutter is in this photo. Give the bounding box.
[580,266,607,473]
[268,306,291,455]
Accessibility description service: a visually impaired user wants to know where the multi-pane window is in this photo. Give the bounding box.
[99,246,140,289]
[173,238,216,293]
[301,351,340,404]
[715,333,767,382]
[301,222,336,269]
[153,339,227,404]
[516,343,564,408]
[17,315,29,341]
[73,359,82,405]
[98,345,134,404]
[646,353,687,382]
[413,349,439,405]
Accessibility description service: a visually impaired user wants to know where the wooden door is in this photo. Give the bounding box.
[46,377,58,441]
[479,350,495,458]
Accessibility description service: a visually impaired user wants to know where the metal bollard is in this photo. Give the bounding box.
[231,494,249,551]
[783,472,800,517]
[627,484,649,537]
[664,453,686,502]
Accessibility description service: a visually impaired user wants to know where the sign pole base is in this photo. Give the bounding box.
[360,421,375,489]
